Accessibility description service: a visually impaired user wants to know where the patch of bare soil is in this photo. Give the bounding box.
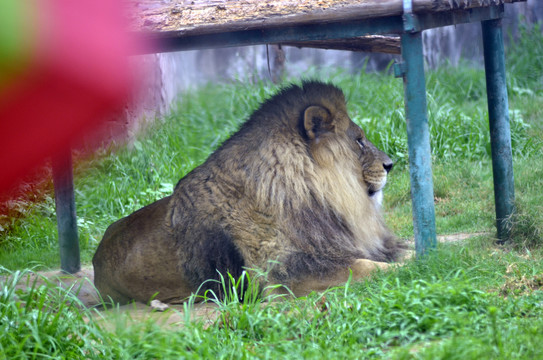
[93,301,221,330]
[499,274,543,297]
[498,263,543,298]
[437,232,490,243]
[5,267,221,329]
[11,268,100,306]
[404,232,491,248]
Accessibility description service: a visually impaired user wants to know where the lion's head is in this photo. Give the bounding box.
[300,88,393,208]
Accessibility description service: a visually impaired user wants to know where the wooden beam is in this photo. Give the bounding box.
[130,0,526,38]
[280,35,401,54]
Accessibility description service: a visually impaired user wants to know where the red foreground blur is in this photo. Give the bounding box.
[0,0,145,196]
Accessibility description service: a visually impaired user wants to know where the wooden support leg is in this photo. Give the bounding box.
[482,18,515,243]
[52,149,81,274]
[399,31,437,257]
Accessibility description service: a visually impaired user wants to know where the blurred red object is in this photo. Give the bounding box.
[0,0,142,196]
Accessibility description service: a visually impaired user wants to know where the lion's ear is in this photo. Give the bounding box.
[303,105,334,140]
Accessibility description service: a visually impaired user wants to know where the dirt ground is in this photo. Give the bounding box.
[6,232,487,328]
[9,267,222,329]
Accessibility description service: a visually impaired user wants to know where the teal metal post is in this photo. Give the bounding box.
[399,31,437,256]
[482,18,515,242]
[52,149,81,274]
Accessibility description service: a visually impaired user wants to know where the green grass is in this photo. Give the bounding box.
[1,21,543,359]
[0,268,108,358]
[2,240,543,359]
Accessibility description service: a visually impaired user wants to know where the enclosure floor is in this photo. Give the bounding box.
[5,232,488,328]
[8,267,221,329]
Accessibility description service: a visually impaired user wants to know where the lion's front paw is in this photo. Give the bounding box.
[350,258,390,279]
[399,250,415,263]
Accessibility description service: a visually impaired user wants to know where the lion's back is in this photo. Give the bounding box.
[93,196,195,303]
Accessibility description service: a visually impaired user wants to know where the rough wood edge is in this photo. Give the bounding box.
[133,1,404,37]
[280,35,401,54]
[132,0,526,38]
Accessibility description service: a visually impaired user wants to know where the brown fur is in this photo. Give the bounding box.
[92,81,406,304]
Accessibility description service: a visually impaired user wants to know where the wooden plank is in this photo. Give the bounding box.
[136,5,506,54]
[130,0,404,37]
[130,0,526,38]
[144,15,405,53]
[281,35,401,54]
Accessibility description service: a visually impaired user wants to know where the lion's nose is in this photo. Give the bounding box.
[383,161,393,174]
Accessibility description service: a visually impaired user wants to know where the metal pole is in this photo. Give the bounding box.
[399,31,437,257]
[482,18,515,242]
[52,149,81,273]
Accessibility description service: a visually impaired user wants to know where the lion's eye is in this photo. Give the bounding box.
[356,138,365,149]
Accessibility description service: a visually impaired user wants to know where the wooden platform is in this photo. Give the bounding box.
[131,0,523,37]
[128,0,524,55]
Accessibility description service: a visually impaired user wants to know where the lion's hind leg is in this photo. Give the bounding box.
[93,270,133,305]
[285,258,390,297]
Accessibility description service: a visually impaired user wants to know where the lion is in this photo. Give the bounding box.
[92,81,406,304]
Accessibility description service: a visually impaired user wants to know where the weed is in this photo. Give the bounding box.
[505,203,543,250]
[0,267,109,359]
